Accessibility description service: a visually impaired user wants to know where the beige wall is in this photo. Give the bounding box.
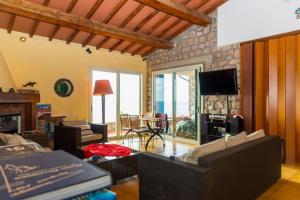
[0,51,16,91]
[0,29,147,120]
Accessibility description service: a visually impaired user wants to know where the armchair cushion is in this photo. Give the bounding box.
[81,134,103,143]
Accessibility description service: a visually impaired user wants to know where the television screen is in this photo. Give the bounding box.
[199,68,238,95]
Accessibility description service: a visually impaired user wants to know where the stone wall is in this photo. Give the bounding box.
[146,12,241,115]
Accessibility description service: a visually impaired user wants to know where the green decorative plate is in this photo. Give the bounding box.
[54,78,74,97]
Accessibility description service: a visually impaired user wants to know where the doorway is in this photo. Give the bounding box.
[91,69,142,138]
[152,64,203,143]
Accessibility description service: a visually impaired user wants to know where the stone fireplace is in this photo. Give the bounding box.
[0,93,40,133]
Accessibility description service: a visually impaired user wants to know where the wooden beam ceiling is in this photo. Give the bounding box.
[133,0,212,26]
[0,0,174,49]
[82,0,128,47]
[110,7,161,52]
[29,0,50,37]
[96,4,145,50]
[48,0,78,41]
[142,0,225,57]
[131,0,195,55]
[66,0,104,44]
[7,14,16,33]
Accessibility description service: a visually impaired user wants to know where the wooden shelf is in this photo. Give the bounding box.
[0,93,40,103]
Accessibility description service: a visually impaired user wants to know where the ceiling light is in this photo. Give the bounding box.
[20,37,26,42]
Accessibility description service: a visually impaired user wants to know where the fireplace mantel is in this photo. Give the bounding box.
[0,93,40,103]
[0,93,40,132]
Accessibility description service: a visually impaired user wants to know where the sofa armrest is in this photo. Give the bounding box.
[139,152,210,200]
[54,125,81,150]
[22,133,49,147]
[198,136,281,200]
[90,124,108,142]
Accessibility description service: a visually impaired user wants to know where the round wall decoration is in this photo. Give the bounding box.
[54,79,74,97]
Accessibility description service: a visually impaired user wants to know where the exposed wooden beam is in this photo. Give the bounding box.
[132,0,193,55]
[49,0,78,41]
[98,4,145,50]
[83,0,127,47]
[133,0,212,26]
[167,0,227,39]
[66,0,104,44]
[142,0,224,57]
[7,14,16,33]
[0,0,173,49]
[29,0,50,37]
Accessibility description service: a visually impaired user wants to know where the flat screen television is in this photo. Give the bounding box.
[199,68,238,95]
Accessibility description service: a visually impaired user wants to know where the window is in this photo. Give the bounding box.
[91,70,142,138]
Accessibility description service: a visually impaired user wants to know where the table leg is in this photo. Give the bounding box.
[145,121,165,150]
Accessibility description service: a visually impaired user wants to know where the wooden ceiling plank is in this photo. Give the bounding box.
[132,0,193,55]
[29,0,50,38]
[133,0,212,26]
[7,14,16,33]
[98,4,145,50]
[66,0,104,44]
[0,0,173,49]
[117,9,160,53]
[49,0,78,41]
[84,0,127,47]
[131,45,144,55]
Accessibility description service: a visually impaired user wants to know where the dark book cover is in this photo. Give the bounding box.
[0,150,111,200]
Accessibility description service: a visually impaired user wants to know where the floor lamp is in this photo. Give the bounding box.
[93,80,113,124]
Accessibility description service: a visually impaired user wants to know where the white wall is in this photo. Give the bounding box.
[218,0,300,46]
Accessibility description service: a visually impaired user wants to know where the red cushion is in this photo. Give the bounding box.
[83,144,131,158]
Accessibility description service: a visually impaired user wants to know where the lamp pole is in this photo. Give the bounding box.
[102,94,105,124]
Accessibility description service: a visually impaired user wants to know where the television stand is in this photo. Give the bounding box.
[200,114,244,144]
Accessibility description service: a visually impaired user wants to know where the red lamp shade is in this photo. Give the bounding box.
[93,80,113,95]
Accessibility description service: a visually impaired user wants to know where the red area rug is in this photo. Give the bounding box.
[83,144,132,158]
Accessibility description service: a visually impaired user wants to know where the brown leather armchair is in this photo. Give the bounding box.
[54,120,107,158]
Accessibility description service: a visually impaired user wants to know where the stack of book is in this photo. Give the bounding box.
[0,150,113,200]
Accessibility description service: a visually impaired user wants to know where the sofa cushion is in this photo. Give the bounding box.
[81,134,103,143]
[63,120,88,127]
[226,132,248,148]
[76,124,91,131]
[81,129,94,136]
[247,129,265,141]
[178,137,226,165]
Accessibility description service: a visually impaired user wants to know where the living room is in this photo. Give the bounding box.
[0,0,299,199]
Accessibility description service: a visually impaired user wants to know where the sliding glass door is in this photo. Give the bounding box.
[91,70,142,138]
[154,73,173,135]
[175,70,198,140]
[120,74,141,115]
[153,65,202,142]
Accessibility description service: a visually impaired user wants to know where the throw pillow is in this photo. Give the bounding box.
[0,133,13,144]
[178,137,226,165]
[247,129,265,141]
[226,131,248,148]
[7,133,28,145]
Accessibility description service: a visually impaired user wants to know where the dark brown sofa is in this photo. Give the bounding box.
[54,123,107,158]
[139,136,281,200]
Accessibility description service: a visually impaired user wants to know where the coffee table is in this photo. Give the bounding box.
[86,145,139,184]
